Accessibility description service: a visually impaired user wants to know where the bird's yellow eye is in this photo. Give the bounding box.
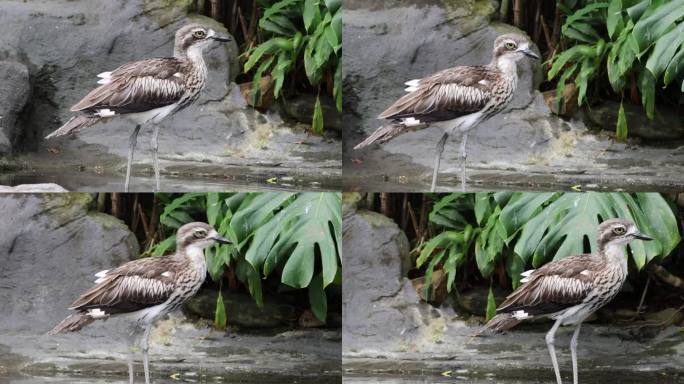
[193,30,206,39]
[505,42,516,50]
[194,229,207,238]
[612,227,626,235]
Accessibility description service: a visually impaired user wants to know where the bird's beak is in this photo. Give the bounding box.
[632,231,653,241]
[211,34,231,42]
[212,235,232,244]
[521,48,540,60]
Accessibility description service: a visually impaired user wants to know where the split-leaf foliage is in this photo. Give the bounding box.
[416,192,680,300]
[149,192,342,326]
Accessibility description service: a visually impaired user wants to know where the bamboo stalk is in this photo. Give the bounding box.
[209,0,220,21]
[380,193,391,218]
[111,193,120,219]
[499,0,510,22]
[407,201,420,240]
[513,0,523,29]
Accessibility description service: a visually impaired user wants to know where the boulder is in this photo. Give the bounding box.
[584,100,684,141]
[343,202,430,351]
[0,193,139,334]
[0,61,30,154]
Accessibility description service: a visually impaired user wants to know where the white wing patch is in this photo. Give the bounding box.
[94,109,116,117]
[401,117,422,126]
[161,271,172,278]
[97,71,112,85]
[173,72,183,79]
[94,269,110,284]
[520,269,535,283]
[87,308,108,319]
[404,79,421,92]
[512,310,530,320]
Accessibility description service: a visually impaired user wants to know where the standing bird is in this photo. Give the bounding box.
[45,24,231,192]
[479,218,653,384]
[353,33,539,192]
[48,222,231,384]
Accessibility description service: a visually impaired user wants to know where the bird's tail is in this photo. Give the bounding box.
[45,115,100,139]
[47,312,94,335]
[353,122,422,150]
[473,313,522,336]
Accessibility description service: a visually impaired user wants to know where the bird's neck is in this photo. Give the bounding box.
[176,244,208,275]
[599,242,628,276]
[176,46,208,74]
[491,56,518,77]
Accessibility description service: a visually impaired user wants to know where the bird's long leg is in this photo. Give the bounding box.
[545,318,564,384]
[127,344,135,384]
[459,131,469,192]
[125,124,141,192]
[141,323,152,384]
[430,132,449,192]
[570,323,582,384]
[151,124,161,192]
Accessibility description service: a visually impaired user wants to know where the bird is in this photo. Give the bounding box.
[479,218,653,384]
[48,222,231,384]
[44,24,232,192]
[353,33,540,192]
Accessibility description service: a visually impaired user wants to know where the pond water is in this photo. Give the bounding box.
[0,373,341,384]
[343,372,683,383]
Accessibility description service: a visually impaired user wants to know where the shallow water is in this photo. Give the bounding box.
[1,373,341,384]
[343,373,683,384]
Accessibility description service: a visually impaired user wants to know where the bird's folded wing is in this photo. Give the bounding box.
[70,58,186,114]
[496,255,595,315]
[378,66,494,122]
[69,257,177,313]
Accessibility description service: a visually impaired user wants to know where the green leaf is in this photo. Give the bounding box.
[607,0,625,39]
[333,60,342,112]
[616,101,628,142]
[249,56,275,106]
[324,24,339,54]
[312,95,324,134]
[244,39,279,72]
[151,235,176,256]
[486,285,496,322]
[303,0,321,33]
[323,0,341,12]
[638,69,655,119]
[645,22,684,80]
[247,193,341,288]
[206,192,221,226]
[214,287,227,329]
[663,48,684,86]
[309,273,327,322]
[632,1,684,55]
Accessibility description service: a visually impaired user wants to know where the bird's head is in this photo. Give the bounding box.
[176,222,231,250]
[597,218,652,247]
[492,33,540,64]
[174,24,231,58]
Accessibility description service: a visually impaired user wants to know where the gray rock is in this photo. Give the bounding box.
[343,203,435,352]
[0,193,139,334]
[281,94,343,134]
[0,61,30,154]
[0,183,68,192]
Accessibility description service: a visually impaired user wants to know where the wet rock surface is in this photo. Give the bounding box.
[0,194,341,382]
[0,0,340,190]
[342,1,684,192]
[0,61,30,154]
[342,208,684,381]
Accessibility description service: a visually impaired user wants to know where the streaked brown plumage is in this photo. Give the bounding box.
[354,33,540,192]
[44,24,231,192]
[479,218,653,384]
[48,222,231,384]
